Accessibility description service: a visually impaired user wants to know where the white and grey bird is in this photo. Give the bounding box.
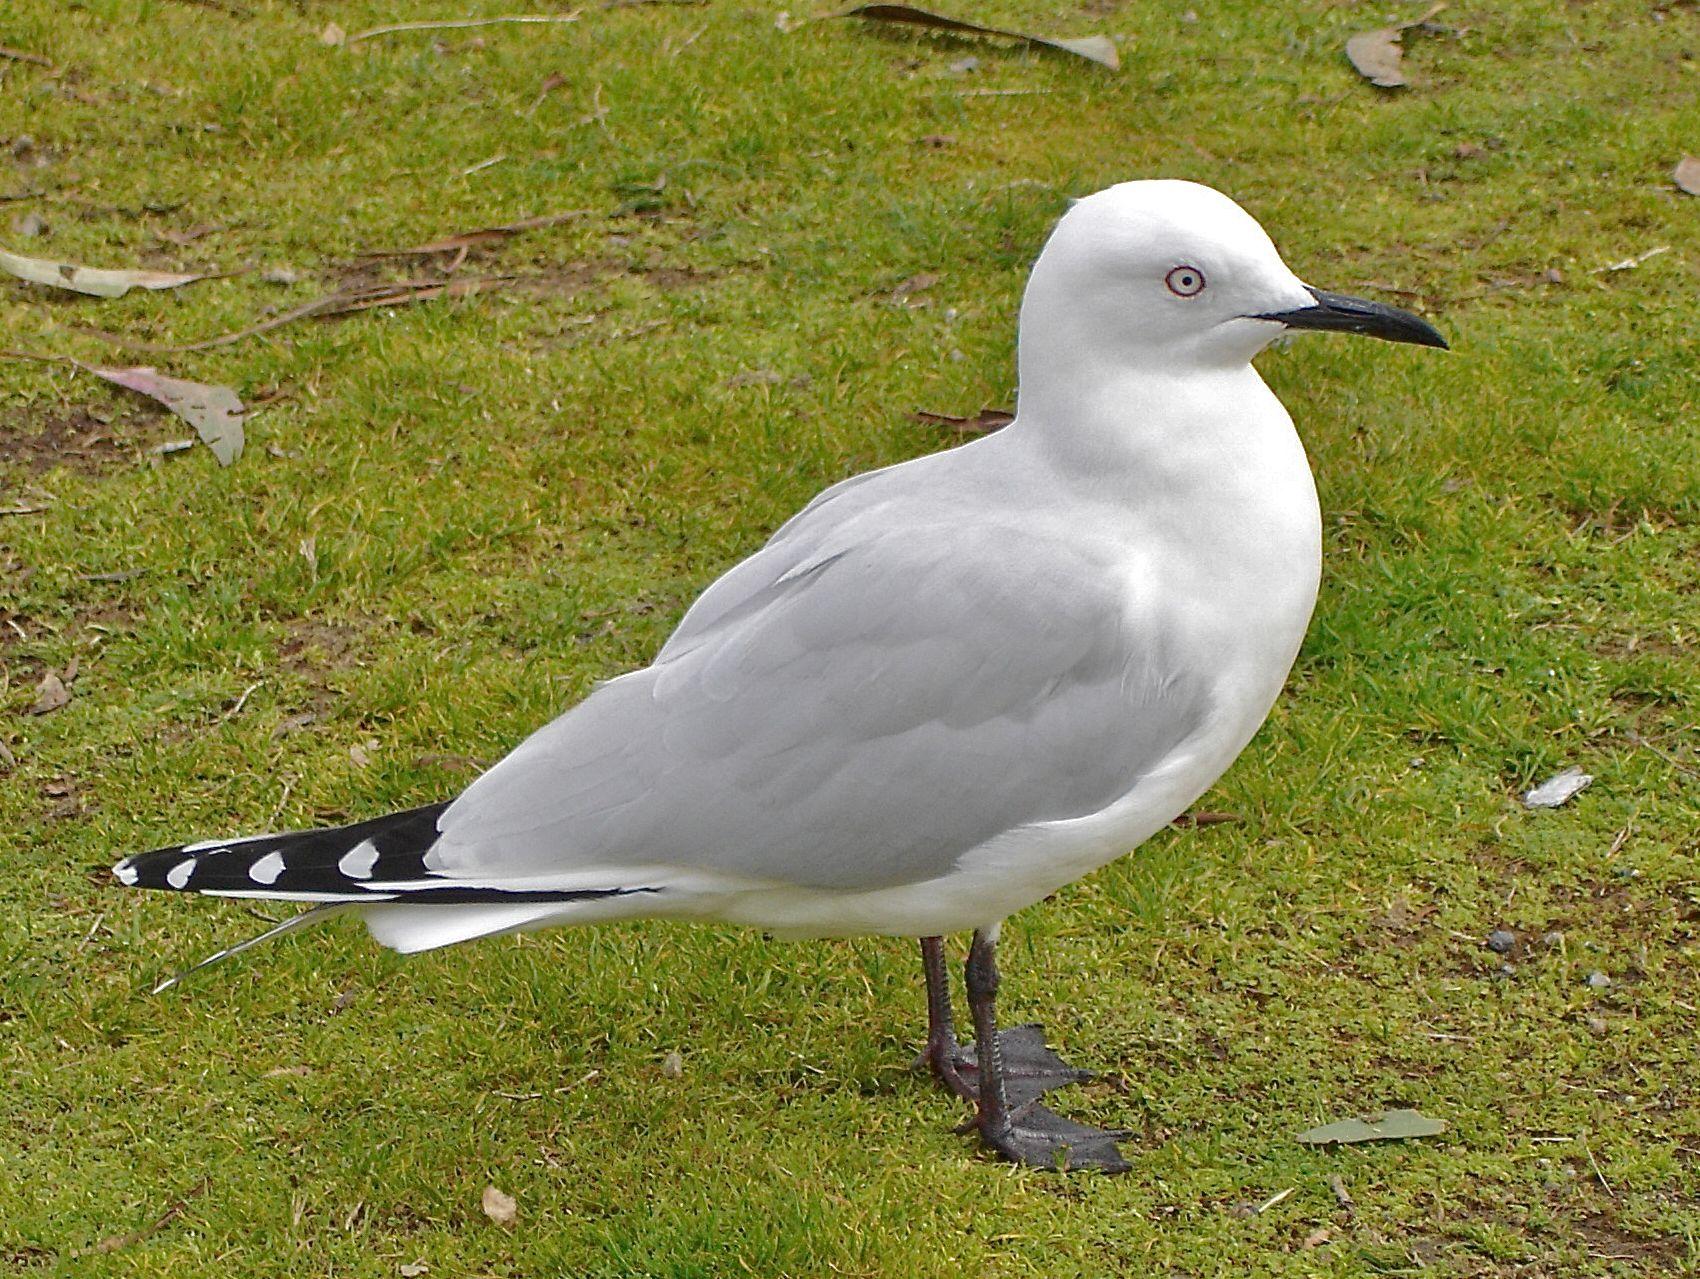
[113,180,1445,1171]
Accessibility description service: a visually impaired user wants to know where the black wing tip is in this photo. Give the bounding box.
[112,845,189,890]
[106,802,656,905]
[109,801,455,896]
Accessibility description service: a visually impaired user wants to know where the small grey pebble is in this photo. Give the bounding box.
[1585,971,1612,989]
[260,267,298,285]
[1492,963,1516,980]
[1541,931,1565,948]
[1486,929,1516,954]
[10,210,46,237]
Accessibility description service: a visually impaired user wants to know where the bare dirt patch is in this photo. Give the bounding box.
[1572,1214,1684,1265]
[277,619,367,675]
[0,404,151,476]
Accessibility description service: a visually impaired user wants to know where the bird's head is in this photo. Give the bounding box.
[1019,179,1446,375]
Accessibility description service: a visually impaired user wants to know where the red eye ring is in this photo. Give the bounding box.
[1165,265,1206,297]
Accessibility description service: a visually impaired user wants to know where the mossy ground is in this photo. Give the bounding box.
[2,1,1697,1275]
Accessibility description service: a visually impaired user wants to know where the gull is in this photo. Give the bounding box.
[112,180,1445,1172]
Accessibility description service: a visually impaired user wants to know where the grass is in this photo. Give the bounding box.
[2,0,1698,1274]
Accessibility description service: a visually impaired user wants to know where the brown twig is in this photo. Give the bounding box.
[1626,731,1700,780]
[0,45,57,71]
[1171,811,1243,828]
[356,210,592,258]
[86,1181,209,1255]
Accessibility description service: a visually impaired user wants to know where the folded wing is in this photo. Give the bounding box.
[432,507,1210,893]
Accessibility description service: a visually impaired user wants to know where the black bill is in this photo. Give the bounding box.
[1254,286,1448,350]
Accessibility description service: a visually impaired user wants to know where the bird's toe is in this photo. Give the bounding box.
[977,1102,1132,1174]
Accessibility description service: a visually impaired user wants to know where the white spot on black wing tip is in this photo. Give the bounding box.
[113,860,139,886]
[166,859,194,889]
[248,851,286,885]
[338,839,380,880]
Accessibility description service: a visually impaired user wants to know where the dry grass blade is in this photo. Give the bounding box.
[85,277,516,353]
[358,210,592,259]
[839,5,1119,71]
[345,14,583,44]
[315,276,512,317]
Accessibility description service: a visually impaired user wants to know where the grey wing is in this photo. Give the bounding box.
[434,519,1211,891]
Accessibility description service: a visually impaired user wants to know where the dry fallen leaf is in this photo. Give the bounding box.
[1674,156,1700,196]
[156,224,226,247]
[0,246,208,298]
[86,365,244,466]
[28,670,70,716]
[1522,766,1592,809]
[1296,1108,1447,1145]
[481,1184,517,1227]
[271,712,317,741]
[399,1263,429,1278]
[319,21,346,46]
[1345,3,1445,89]
[1345,26,1408,87]
[914,407,1014,434]
[660,1050,684,1079]
[890,271,940,306]
[840,4,1119,71]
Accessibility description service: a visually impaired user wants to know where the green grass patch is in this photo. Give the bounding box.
[2,1,1697,1274]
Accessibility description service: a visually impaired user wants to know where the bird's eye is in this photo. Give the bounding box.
[1165,265,1206,297]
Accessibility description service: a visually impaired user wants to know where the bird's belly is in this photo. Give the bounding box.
[714,640,1303,940]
